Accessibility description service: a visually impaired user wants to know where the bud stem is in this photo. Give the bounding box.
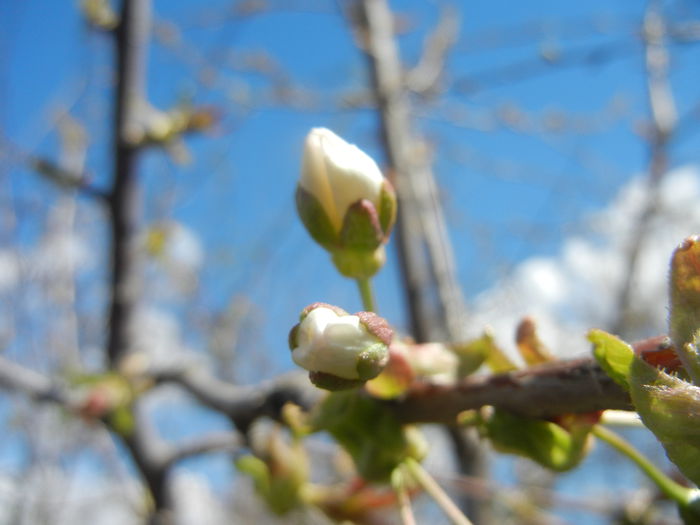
[403,458,474,525]
[357,277,377,312]
[592,425,693,506]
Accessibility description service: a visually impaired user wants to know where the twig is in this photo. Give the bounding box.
[406,6,460,97]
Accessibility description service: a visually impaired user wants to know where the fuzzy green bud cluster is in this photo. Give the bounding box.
[296,128,397,279]
[289,303,392,390]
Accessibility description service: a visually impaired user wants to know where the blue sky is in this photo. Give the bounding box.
[2,1,700,521]
[4,0,700,368]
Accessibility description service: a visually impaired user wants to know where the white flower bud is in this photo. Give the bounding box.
[296,129,397,279]
[301,128,384,232]
[289,303,391,390]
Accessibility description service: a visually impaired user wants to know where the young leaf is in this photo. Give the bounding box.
[485,409,594,472]
[588,329,635,391]
[313,391,424,482]
[630,357,700,486]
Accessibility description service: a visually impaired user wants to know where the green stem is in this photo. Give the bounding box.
[356,277,376,312]
[392,467,417,525]
[593,425,693,505]
[404,458,474,525]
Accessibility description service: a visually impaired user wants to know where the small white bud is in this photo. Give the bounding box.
[289,303,391,390]
[300,128,384,232]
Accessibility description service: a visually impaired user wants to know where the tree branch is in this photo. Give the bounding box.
[406,6,460,97]
[153,367,321,433]
[391,357,631,424]
[611,6,677,336]
[356,0,468,343]
[0,355,78,408]
[107,0,151,366]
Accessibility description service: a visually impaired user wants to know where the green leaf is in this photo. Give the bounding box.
[485,409,593,472]
[451,335,491,377]
[630,357,700,486]
[468,330,517,374]
[313,391,420,482]
[589,329,635,391]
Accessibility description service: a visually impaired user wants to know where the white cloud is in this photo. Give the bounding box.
[172,472,228,525]
[0,250,20,292]
[468,165,700,361]
[129,306,201,368]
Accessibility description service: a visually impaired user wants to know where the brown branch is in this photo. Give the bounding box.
[390,357,631,424]
[0,348,635,433]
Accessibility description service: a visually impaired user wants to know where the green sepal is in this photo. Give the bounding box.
[331,246,385,279]
[313,391,420,482]
[339,199,382,251]
[589,329,635,391]
[356,342,389,381]
[378,181,397,240]
[295,185,339,250]
[485,409,593,472]
[288,324,300,351]
[308,371,365,391]
[365,349,414,399]
[630,357,700,486]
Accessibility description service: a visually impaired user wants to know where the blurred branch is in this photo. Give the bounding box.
[153,367,321,433]
[406,6,460,97]
[611,5,677,336]
[29,156,109,200]
[160,432,242,469]
[356,0,468,343]
[453,39,638,95]
[0,350,635,435]
[0,138,108,200]
[0,355,79,408]
[106,0,150,366]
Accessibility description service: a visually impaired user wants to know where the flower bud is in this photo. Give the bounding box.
[289,303,392,390]
[296,128,397,279]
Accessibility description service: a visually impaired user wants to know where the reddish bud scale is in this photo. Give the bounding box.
[633,335,683,373]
